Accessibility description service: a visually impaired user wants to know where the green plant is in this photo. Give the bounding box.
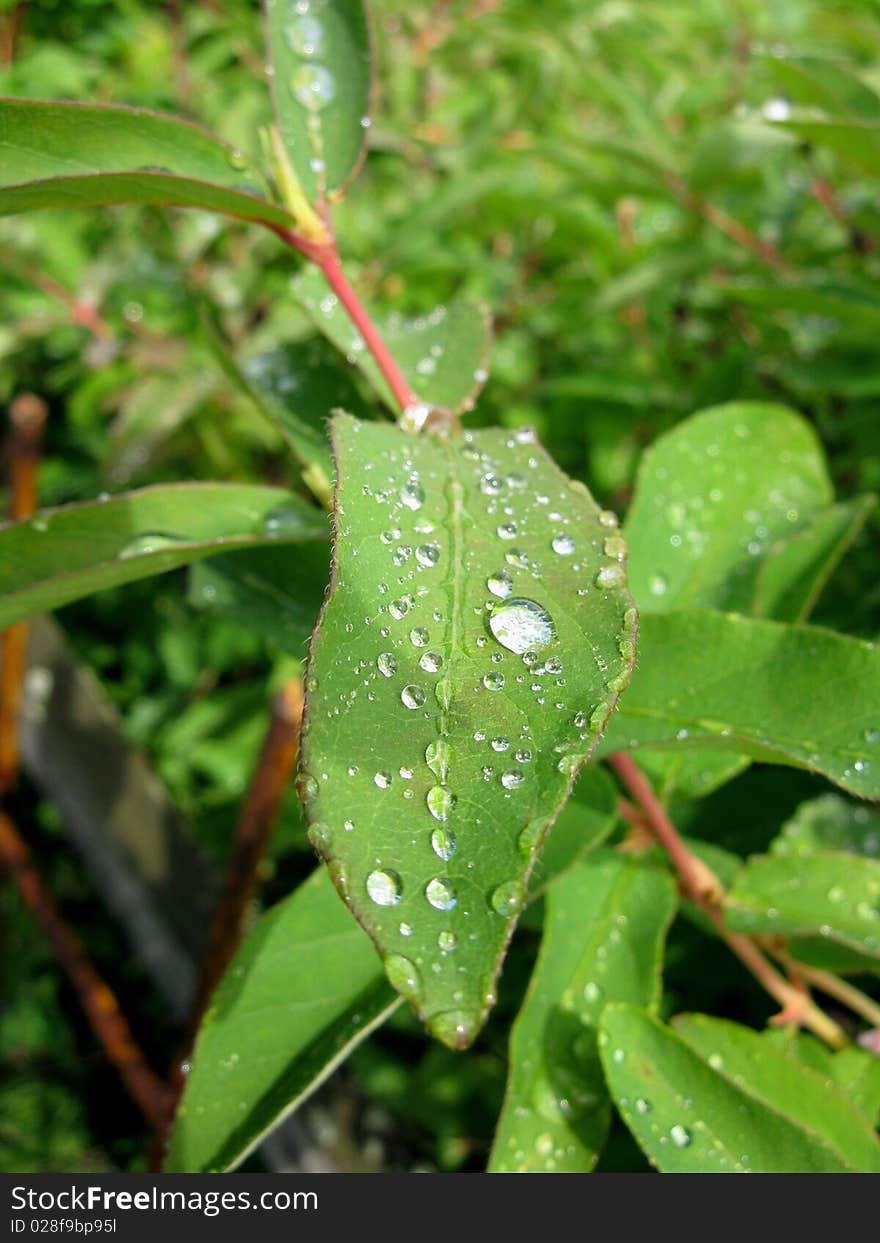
[2,0,880,1174]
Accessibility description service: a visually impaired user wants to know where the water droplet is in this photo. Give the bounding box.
[426,877,457,911]
[384,952,420,1001]
[552,534,575,555]
[374,771,392,789]
[865,728,880,745]
[117,532,184,559]
[430,1009,478,1048]
[389,597,411,620]
[648,573,668,597]
[670,1125,692,1149]
[410,627,430,648]
[505,548,529,568]
[480,473,503,496]
[427,785,456,822]
[490,736,508,753]
[487,570,514,599]
[488,598,555,655]
[419,651,443,673]
[401,684,426,709]
[603,534,627,561]
[400,481,425,511]
[431,826,457,861]
[483,671,506,691]
[515,749,532,763]
[416,543,440,567]
[426,739,453,781]
[583,981,603,1006]
[290,63,335,111]
[284,14,324,57]
[380,527,401,545]
[377,652,397,678]
[635,1098,652,1115]
[596,564,627,589]
[366,869,402,907]
[501,770,524,789]
[300,775,319,801]
[491,881,522,918]
[497,522,518,540]
[438,930,457,952]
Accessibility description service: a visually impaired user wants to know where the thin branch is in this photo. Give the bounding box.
[0,811,173,1131]
[767,945,880,1031]
[608,751,847,1049]
[0,394,47,793]
[667,175,790,273]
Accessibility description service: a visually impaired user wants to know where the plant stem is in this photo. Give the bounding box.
[0,811,173,1131]
[768,946,880,1031]
[608,751,847,1049]
[315,250,417,413]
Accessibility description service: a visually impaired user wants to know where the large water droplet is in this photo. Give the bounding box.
[670,1125,692,1149]
[419,651,443,673]
[488,598,555,655]
[416,543,439,567]
[483,671,506,691]
[501,770,524,789]
[426,877,457,911]
[374,771,392,789]
[596,564,626,589]
[487,570,514,599]
[409,627,429,648]
[401,684,426,709]
[389,597,411,620]
[431,826,457,861]
[384,952,420,1001]
[438,930,457,952]
[491,881,523,918]
[290,63,335,111]
[400,481,425,511]
[497,522,518,540]
[377,652,397,678]
[117,532,185,559]
[366,868,402,907]
[426,739,453,781]
[427,785,456,822]
[552,534,575,555]
[284,14,324,58]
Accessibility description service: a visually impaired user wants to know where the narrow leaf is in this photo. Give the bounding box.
[0,99,293,227]
[725,850,880,960]
[0,484,327,628]
[600,609,880,800]
[673,1014,880,1172]
[490,854,676,1172]
[300,417,636,1048]
[265,0,371,202]
[292,268,491,413]
[599,1004,854,1172]
[165,867,397,1173]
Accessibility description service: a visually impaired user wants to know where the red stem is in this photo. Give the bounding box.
[316,250,417,412]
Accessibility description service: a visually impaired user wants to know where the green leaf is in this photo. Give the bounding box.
[624,402,832,615]
[598,1004,855,1172]
[265,0,371,202]
[761,54,880,122]
[672,1014,880,1172]
[489,853,676,1172]
[188,543,331,656]
[0,483,327,628]
[751,1029,880,1130]
[292,268,492,413]
[754,497,876,622]
[600,609,880,800]
[774,118,880,176]
[0,99,293,227]
[300,416,636,1048]
[165,867,397,1172]
[725,850,880,960]
[770,793,880,859]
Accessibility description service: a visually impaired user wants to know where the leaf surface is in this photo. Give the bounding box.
[300,416,636,1047]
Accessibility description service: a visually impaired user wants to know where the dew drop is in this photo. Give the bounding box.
[488,598,556,655]
[635,1098,652,1115]
[290,63,335,111]
[552,534,575,555]
[505,548,529,569]
[491,881,522,918]
[501,770,524,789]
[670,1125,692,1149]
[409,626,429,647]
[583,981,603,1006]
[384,952,421,1001]
[427,785,456,822]
[416,543,440,567]
[366,868,402,907]
[487,570,514,599]
[438,930,457,952]
[419,650,443,673]
[483,671,506,691]
[401,684,426,709]
[389,597,411,620]
[603,534,627,561]
[426,739,453,781]
[426,877,457,911]
[491,736,509,753]
[374,771,392,789]
[596,564,627,589]
[431,826,457,861]
[497,522,518,540]
[480,473,504,496]
[400,481,425,511]
[377,652,397,678]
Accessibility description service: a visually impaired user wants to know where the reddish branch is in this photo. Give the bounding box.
[0,394,47,792]
[608,751,846,1048]
[0,812,173,1131]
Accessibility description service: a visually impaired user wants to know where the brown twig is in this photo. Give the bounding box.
[667,175,790,273]
[0,811,173,1131]
[0,395,47,793]
[607,751,847,1048]
[766,945,880,1031]
[0,2,26,69]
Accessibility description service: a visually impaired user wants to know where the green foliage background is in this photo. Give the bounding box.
[1,0,879,1171]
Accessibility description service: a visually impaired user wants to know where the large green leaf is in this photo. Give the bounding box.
[489,853,676,1172]
[292,268,492,413]
[265,0,371,202]
[300,416,636,1048]
[763,1029,880,1127]
[0,99,293,227]
[771,793,880,859]
[672,1014,880,1171]
[624,402,831,616]
[0,483,327,628]
[598,1004,854,1172]
[165,867,397,1173]
[600,610,880,800]
[725,850,880,960]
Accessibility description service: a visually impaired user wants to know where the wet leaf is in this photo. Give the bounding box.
[672,1014,880,1171]
[599,1004,854,1172]
[300,416,636,1048]
[165,867,397,1172]
[725,850,880,960]
[526,765,618,900]
[489,853,676,1172]
[600,609,880,800]
[0,99,292,226]
[770,793,880,859]
[265,0,371,202]
[0,483,327,628]
[292,268,491,413]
